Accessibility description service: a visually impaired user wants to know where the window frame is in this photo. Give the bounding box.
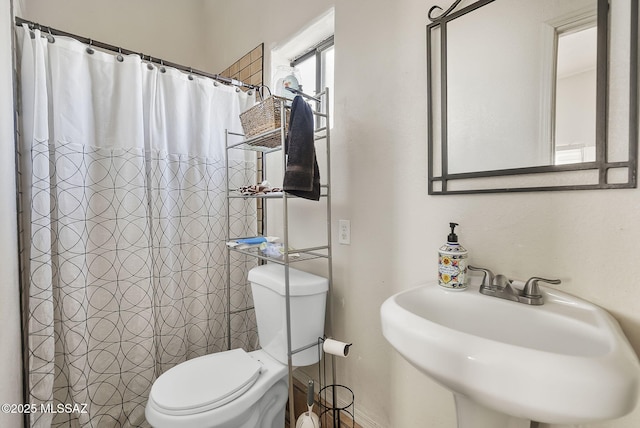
[290,35,334,95]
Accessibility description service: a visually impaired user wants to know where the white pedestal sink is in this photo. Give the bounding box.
[380,280,640,427]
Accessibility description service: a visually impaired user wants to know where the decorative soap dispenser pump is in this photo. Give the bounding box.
[438,222,468,290]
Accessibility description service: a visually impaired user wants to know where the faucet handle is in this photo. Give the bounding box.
[468,265,495,287]
[522,277,561,298]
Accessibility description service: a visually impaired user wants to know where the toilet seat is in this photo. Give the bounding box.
[149,348,263,416]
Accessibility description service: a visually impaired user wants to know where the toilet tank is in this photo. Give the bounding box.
[248,264,328,367]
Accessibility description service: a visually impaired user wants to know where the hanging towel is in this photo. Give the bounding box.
[283,95,320,201]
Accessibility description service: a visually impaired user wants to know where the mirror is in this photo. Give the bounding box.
[427,0,638,194]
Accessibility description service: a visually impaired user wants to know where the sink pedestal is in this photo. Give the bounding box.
[454,394,530,428]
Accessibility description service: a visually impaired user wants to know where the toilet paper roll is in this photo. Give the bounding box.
[323,338,352,357]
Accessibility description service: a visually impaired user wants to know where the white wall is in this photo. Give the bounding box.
[20,0,208,70]
[13,1,640,428]
[0,0,24,427]
[199,0,335,79]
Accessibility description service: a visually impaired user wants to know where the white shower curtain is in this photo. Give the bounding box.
[18,26,258,427]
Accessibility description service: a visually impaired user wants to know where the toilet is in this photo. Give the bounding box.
[145,264,328,428]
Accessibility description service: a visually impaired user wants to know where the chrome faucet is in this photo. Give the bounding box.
[468,266,561,305]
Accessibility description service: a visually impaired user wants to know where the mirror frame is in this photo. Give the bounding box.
[427,0,638,194]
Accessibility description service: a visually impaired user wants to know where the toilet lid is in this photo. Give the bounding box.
[151,349,263,414]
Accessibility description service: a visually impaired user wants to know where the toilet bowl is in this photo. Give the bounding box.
[145,264,328,428]
[146,349,288,428]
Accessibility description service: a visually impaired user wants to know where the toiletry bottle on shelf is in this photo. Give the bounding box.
[438,222,468,290]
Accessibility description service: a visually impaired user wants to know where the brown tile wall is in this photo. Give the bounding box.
[220,44,265,233]
[220,44,264,89]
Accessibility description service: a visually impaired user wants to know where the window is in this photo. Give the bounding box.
[291,36,334,95]
[291,36,334,127]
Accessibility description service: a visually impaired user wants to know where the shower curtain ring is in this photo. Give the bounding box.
[86,39,94,55]
[188,68,194,81]
[46,27,55,44]
[116,47,124,63]
[27,23,36,39]
[159,60,166,74]
[147,57,154,70]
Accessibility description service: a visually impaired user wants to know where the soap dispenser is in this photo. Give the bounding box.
[438,222,468,290]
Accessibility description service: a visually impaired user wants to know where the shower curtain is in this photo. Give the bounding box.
[17,26,258,427]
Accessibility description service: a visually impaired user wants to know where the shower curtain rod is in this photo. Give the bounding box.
[14,17,260,91]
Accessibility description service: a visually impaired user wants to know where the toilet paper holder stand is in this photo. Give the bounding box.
[314,336,355,428]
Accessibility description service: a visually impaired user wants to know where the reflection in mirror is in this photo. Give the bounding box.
[427,0,638,194]
[554,25,597,165]
[445,0,558,174]
[445,0,597,174]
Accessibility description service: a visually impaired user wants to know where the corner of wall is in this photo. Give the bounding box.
[0,1,24,428]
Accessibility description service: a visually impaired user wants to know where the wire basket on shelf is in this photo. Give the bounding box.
[240,86,289,148]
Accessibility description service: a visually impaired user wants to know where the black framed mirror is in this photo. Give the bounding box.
[427,0,638,194]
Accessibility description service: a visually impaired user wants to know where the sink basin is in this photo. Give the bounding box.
[380,280,640,426]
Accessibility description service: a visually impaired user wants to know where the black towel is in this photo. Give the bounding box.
[283,95,320,201]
